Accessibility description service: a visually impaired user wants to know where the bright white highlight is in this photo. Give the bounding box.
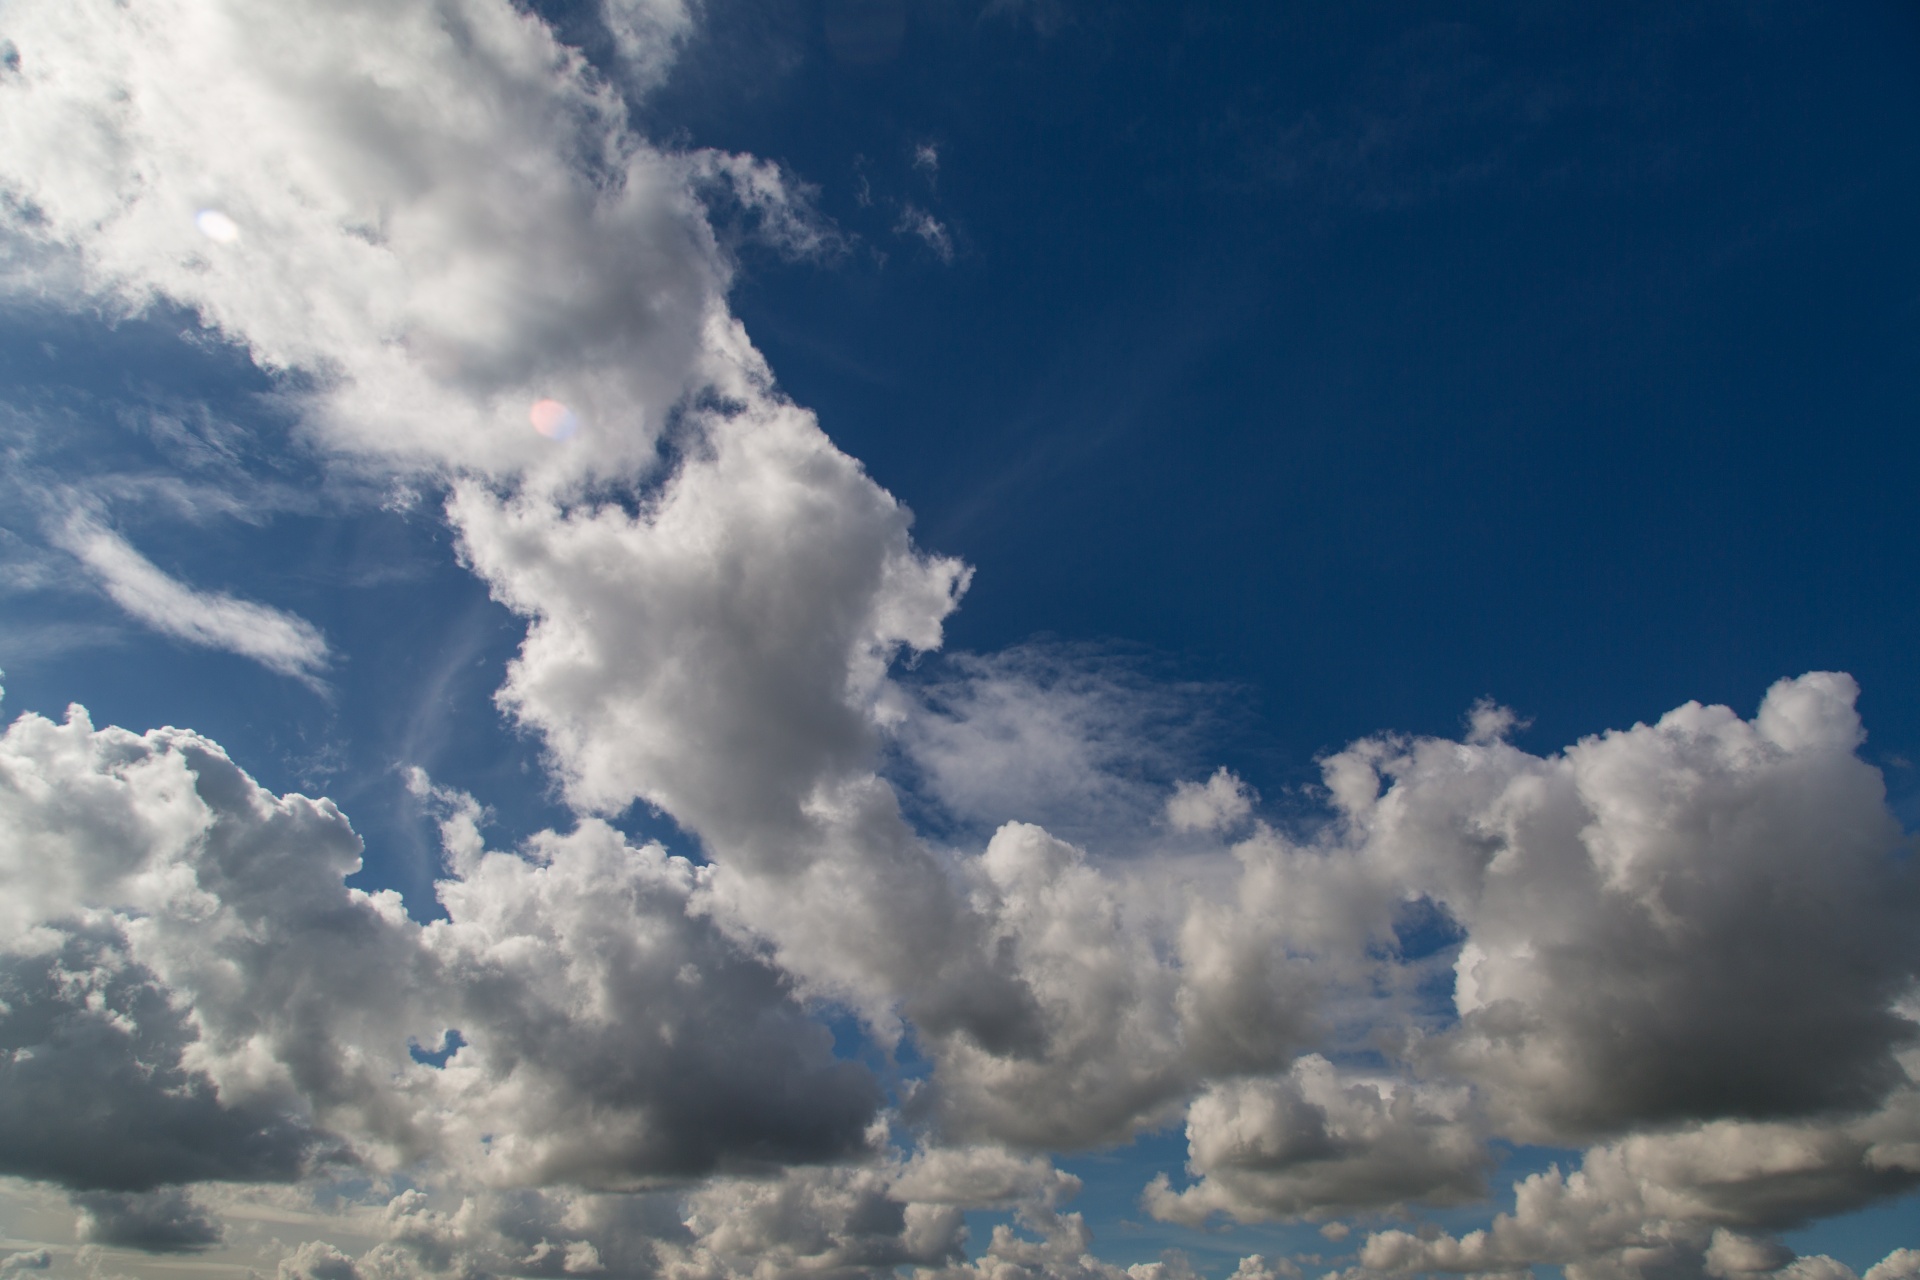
[194,208,239,243]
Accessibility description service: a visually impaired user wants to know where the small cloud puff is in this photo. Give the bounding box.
[896,205,955,262]
[1166,767,1255,833]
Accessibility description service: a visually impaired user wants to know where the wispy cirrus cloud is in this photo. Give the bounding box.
[52,514,328,684]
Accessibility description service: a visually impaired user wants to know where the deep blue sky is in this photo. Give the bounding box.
[7,0,1918,872]
[648,0,1920,801]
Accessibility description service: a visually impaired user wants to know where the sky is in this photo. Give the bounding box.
[0,1,1917,1278]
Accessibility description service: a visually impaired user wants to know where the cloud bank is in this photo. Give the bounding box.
[0,1,1915,1278]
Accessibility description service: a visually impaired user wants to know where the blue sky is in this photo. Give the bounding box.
[0,2,1917,1278]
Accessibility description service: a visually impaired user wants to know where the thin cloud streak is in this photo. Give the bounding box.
[53,514,328,684]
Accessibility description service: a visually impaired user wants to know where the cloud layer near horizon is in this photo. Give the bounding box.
[0,1,1916,1278]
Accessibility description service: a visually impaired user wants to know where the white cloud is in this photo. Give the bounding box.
[0,707,890,1196]
[1166,767,1255,834]
[888,644,1212,847]
[599,0,694,90]
[52,513,329,683]
[897,205,956,262]
[1137,672,1920,1235]
[447,363,1046,1058]
[1867,1251,1920,1280]
[0,0,743,489]
[1349,1102,1920,1280]
[927,822,1191,1149]
[1345,672,1919,1143]
[1,0,1917,1274]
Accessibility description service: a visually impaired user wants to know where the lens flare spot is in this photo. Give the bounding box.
[195,209,240,243]
[529,398,579,440]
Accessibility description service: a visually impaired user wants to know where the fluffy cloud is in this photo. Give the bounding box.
[450,365,1042,1060]
[926,822,1191,1149]
[72,1187,223,1253]
[1,0,1917,1275]
[1350,1098,1920,1280]
[0,0,787,489]
[0,706,887,1199]
[0,920,324,1191]
[0,705,389,1189]
[1145,1056,1486,1224]
[1329,671,1919,1142]
[412,779,885,1188]
[1165,768,1255,835]
[1143,674,1919,1238]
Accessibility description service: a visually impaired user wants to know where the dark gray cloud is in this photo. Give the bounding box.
[0,925,320,1190]
[0,708,889,1198]
[1147,1057,1488,1224]
[72,1186,223,1253]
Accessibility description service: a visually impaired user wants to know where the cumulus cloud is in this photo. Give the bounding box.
[51,513,329,682]
[1134,673,1920,1240]
[73,1186,223,1253]
[1333,671,1920,1142]
[1349,1104,1920,1280]
[0,707,889,1201]
[449,364,1043,1059]
[1867,1251,1920,1280]
[0,920,325,1190]
[923,821,1195,1149]
[1145,1056,1486,1224]
[1,0,1917,1275]
[1166,767,1255,834]
[0,0,737,487]
[411,777,887,1187]
[277,1239,365,1280]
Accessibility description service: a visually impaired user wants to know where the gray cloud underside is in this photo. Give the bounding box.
[0,1,1915,1278]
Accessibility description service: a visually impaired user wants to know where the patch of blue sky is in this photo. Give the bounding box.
[1786,1200,1920,1277]
[0,306,576,916]
[658,0,1920,809]
[1,0,1916,1271]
